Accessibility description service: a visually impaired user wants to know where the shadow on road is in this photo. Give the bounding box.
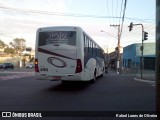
[46,81,91,92]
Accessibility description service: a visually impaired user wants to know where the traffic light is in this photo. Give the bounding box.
[129,22,133,31]
[143,31,148,40]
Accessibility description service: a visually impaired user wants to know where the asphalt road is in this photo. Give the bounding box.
[0,71,156,119]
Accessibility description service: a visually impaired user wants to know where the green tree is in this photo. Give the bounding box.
[4,47,15,54]
[0,39,6,49]
[9,38,26,54]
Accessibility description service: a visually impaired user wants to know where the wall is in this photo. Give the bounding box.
[123,43,155,70]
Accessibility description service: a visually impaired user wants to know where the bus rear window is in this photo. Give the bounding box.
[38,31,76,46]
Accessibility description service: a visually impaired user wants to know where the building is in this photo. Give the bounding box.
[107,46,123,69]
[122,43,155,70]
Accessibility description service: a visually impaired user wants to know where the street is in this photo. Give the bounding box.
[0,70,156,119]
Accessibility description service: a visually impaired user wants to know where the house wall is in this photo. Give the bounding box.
[123,43,155,70]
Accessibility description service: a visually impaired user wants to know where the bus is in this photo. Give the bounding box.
[35,26,105,82]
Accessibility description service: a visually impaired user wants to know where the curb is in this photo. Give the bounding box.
[134,77,155,84]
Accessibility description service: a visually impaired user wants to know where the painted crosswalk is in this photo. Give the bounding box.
[0,73,34,81]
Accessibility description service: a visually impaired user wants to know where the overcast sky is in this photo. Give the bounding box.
[0,0,155,52]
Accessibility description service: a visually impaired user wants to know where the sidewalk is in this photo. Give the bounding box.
[107,69,156,85]
[134,71,155,85]
[135,71,155,81]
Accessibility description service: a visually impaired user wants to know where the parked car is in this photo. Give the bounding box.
[3,63,14,69]
[0,64,4,69]
[25,63,35,69]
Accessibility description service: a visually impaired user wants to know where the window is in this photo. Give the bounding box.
[38,31,76,46]
[84,34,88,53]
[83,33,104,58]
[93,43,96,55]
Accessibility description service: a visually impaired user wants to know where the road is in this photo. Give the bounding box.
[0,70,156,119]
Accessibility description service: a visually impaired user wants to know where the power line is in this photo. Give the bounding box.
[125,17,155,23]
[0,6,155,23]
[105,0,111,24]
[112,0,114,24]
[0,5,119,19]
[119,0,124,25]
[116,0,119,24]
[119,0,127,39]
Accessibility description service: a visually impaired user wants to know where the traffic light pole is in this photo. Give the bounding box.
[129,23,144,79]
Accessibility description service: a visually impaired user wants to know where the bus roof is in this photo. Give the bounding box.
[37,26,82,31]
[37,26,104,52]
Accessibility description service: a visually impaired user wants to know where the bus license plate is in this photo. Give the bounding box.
[53,76,61,80]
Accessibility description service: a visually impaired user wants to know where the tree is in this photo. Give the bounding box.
[9,38,26,54]
[0,39,6,49]
[4,47,16,54]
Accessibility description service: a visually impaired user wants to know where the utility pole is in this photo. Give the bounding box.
[110,24,120,74]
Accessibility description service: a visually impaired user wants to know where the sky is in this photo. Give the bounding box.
[0,0,156,52]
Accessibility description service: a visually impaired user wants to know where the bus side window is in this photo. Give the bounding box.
[93,43,96,56]
[87,37,89,53]
[84,34,86,53]
[95,45,98,56]
[91,41,93,54]
[98,47,100,57]
[84,34,89,54]
[86,36,89,53]
[89,39,92,54]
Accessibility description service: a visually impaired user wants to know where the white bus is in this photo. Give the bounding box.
[35,26,105,82]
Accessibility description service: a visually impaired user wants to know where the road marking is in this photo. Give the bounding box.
[0,73,34,81]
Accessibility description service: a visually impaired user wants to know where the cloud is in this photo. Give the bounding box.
[0,0,70,47]
[0,0,68,12]
[0,0,155,50]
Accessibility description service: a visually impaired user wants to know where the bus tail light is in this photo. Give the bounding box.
[35,59,39,72]
[76,59,82,73]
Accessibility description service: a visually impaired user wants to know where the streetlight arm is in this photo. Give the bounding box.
[101,30,117,39]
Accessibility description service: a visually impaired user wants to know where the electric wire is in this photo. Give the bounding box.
[0,4,155,49]
[105,0,111,24]
[0,6,155,23]
[116,0,119,24]
[119,0,127,40]
[119,0,124,25]
[112,0,114,24]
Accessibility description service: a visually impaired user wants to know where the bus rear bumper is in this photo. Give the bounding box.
[35,73,87,81]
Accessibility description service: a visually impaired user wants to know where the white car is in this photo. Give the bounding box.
[25,64,35,69]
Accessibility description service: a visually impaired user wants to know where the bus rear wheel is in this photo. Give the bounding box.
[90,70,96,83]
